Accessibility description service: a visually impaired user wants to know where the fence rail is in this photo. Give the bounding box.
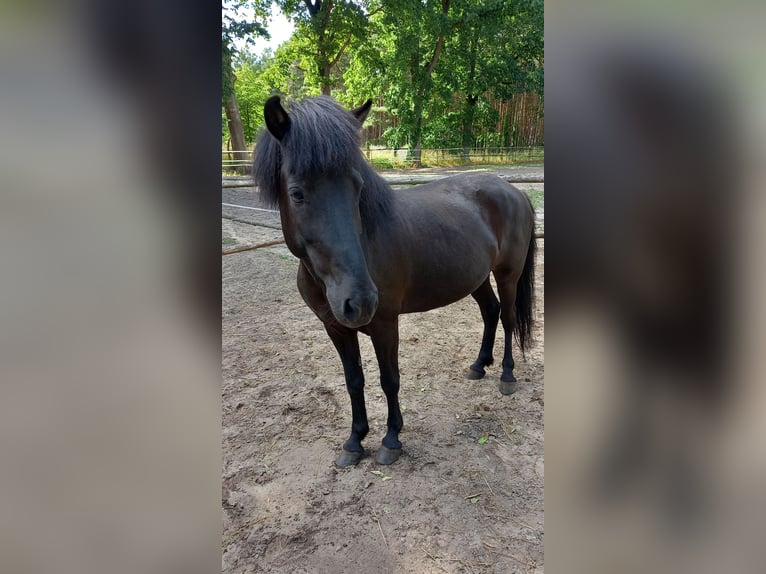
[223,146,544,171]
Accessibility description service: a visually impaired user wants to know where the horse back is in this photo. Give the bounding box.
[370,173,534,314]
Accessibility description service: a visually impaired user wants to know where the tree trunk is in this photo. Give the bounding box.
[223,52,249,175]
[408,95,425,168]
[224,93,249,175]
[461,95,477,162]
[405,0,451,168]
[461,30,479,162]
[319,61,332,95]
[410,138,422,168]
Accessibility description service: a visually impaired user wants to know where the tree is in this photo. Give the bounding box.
[277,1,374,96]
[442,0,544,159]
[234,0,544,162]
[231,49,281,144]
[222,0,270,172]
[371,0,453,167]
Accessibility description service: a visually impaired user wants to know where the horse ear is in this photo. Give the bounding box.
[264,96,291,141]
[351,99,373,125]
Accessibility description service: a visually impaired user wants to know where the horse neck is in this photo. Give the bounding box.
[359,160,394,204]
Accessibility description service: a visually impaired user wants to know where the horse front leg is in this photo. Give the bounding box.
[370,319,403,465]
[325,324,369,467]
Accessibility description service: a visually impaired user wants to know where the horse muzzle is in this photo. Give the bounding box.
[333,286,378,328]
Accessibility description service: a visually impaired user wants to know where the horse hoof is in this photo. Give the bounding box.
[375,446,402,465]
[337,449,363,467]
[499,380,518,396]
[465,367,485,380]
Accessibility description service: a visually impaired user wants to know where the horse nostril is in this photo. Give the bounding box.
[343,298,357,320]
[342,294,376,323]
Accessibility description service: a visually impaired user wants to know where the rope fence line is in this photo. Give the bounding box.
[221,214,282,231]
[222,238,286,255]
[222,169,544,254]
[221,202,278,213]
[222,233,543,256]
[222,215,544,256]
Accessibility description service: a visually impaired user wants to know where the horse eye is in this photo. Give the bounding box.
[289,189,304,204]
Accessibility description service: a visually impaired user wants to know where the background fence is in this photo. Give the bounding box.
[223,146,544,173]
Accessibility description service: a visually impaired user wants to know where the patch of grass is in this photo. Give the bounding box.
[366,149,544,169]
[222,236,238,246]
[525,188,544,212]
[370,157,395,170]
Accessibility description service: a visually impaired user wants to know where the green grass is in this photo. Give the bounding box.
[364,148,544,169]
[524,188,544,212]
[222,236,238,246]
[370,157,396,170]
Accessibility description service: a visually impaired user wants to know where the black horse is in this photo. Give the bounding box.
[253,96,536,466]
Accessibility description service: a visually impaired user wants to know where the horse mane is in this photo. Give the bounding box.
[252,96,393,228]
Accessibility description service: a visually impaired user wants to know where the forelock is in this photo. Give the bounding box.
[281,96,362,177]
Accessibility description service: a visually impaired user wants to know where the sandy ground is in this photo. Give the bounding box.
[222,207,544,573]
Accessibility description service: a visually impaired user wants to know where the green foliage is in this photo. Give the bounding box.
[230,51,280,144]
[275,1,373,95]
[222,0,271,100]
[369,157,395,169]
[222,0,544,155]
[437,0,543,151]
[371,0,454,159]
[525,188,544,212]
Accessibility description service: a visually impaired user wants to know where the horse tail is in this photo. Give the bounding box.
[515,221,536,355]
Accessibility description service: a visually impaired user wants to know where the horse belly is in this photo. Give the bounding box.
[400,251,494,313]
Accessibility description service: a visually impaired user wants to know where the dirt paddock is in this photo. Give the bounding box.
[222,216,544,573]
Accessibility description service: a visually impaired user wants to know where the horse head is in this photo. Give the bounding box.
[261,96,378,328]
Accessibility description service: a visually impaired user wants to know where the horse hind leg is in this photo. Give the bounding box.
[465,277,501,380]
[494,272,520,395]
